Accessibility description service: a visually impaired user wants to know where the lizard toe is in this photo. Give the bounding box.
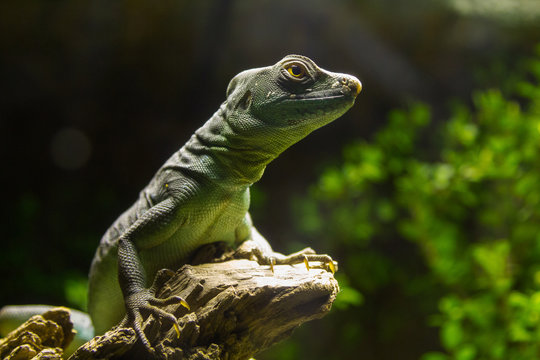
[123,288,188,350]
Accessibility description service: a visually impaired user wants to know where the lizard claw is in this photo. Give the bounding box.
[328,260,337,274]
[303,255,310,271]
[302,254,336,273]
[149,295,190,311]
[248,244,337,274]
[122,289,190,351]
[303,254,338,273]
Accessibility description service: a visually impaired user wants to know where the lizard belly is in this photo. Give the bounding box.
[139,186,250,283]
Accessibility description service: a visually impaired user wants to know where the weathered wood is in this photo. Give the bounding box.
[0,307,75,360]
[70,243,339,360]
[1,243,339,360]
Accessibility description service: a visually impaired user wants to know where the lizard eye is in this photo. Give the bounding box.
[286,64,306,78]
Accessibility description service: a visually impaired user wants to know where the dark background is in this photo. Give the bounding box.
[1,0,539,359]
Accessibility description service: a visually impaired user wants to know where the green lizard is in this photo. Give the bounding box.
[0,54,361,355]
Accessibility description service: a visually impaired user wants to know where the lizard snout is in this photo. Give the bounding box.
[343,75,362,97]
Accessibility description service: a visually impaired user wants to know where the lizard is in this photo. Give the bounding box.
[0,54,361,355]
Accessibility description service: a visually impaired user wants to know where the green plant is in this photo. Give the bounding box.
[297,46,540,359]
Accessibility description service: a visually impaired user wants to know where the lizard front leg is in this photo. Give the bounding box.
[236,213,338,273]
[116,197,189,354]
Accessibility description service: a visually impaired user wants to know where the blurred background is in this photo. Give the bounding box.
[2,0,540,359]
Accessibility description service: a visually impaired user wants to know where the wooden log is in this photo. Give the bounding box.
[1,243,339,360]
[70,243,339,360]
[0,307,75,360]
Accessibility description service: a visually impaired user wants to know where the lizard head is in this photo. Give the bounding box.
[224,55,361,152]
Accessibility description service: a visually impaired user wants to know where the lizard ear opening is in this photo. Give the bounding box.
[237,90,252,111]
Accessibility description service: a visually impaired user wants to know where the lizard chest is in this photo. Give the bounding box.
[139,185,250,275]
[185,185,250,242]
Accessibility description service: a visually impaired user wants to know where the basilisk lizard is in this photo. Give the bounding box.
[0,54,361,355]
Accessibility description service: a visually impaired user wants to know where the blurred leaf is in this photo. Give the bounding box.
[296,47,540,359]
[334,274,364,310]
[64,274,88,311]
[421,352,449,360]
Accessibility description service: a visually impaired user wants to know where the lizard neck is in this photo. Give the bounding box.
[181,103,277,187]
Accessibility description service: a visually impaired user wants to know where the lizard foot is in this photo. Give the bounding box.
[252,246,338,274]
[119,270,190,354]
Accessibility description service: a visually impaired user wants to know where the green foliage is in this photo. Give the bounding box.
[298,48,540,358]
[64,274,88,311]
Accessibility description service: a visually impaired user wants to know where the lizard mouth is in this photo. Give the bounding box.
[278,88,358,126]
[283,76,362,105]
[255,77,361,127]
[286,87,358,102]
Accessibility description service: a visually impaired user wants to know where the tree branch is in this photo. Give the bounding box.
[1,243,339,360]
[72,244,339,360]
[0,307,75,360]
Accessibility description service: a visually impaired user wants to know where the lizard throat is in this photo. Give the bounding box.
[183,109,276,186]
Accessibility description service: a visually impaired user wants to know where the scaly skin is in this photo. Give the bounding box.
[1,55,361,354]
[89,55,361,352]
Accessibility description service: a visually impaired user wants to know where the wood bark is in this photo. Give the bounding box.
[2,243,339,360]
[0,307,75,360]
